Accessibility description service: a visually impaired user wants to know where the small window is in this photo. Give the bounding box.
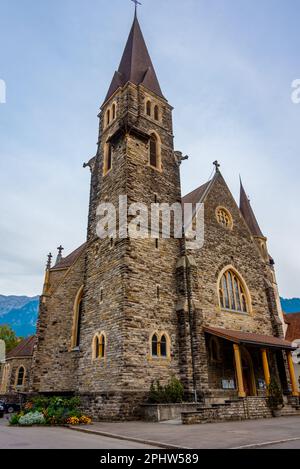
[94,335,100,358]
[75,298,83,347]
[106,109,110,126]
[146,100,151,116]
[100,288,104,304]
[110,238,114,249]
[155,239,159,249]
[112,103,116,120]
[156,285,160,301]
[216,207,233,230]
[152,334,158,357]
[149,134,158,168]
[150,332,170,359]
[154,105,159,121]
[16,366,25,387]
[104,142,112,175]
[99,334,105,359]
[160,335,167,357]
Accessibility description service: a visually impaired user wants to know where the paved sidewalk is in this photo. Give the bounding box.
[76,416,300,449]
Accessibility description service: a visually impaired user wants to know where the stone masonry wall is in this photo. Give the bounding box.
[31,254,86,393]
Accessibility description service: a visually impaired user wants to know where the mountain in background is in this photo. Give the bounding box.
[0,295,299,338]
[0,295,39,337]
[281,298,300,314]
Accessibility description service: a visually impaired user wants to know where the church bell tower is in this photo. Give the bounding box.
[78,11,183,418]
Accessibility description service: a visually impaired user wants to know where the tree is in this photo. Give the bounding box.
[0,325,21,353]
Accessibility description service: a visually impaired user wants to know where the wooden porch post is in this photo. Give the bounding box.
[261,349,271,390]
[233,344,246,398]
[287,351,299,397]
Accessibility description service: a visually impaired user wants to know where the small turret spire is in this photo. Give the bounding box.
[240,178,264,238]
[46,253,52,270]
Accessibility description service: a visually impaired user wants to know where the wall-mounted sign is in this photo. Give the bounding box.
[222,379,236,390]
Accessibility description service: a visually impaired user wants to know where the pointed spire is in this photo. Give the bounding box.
[240,178,264,238]
[55,245,64,266]
[104,14,164,103]
[46,253,52,270]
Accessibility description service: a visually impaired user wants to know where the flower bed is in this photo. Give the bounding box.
[9,396,92,427]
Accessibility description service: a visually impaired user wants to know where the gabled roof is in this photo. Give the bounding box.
[7,335,36,359]
[240,180,264,238]
[285,313,300,342]
[182,180,211,206]
[51,243,86,271]
[104,15,164,103]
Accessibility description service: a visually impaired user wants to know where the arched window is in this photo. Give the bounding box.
[149,134,159,168]
[160,335,167,358]
[146,100,151,116]
[92,333,106,360]
[16,366,25,387]
[71,285,84,349]
[154,105,159,121]
[151,334,158,357]
[106,109,110,126]
[94,335,99,359]
[150,332,170,359]
[99,334,105,359]
[219,269,249,313]
[103,142,112,175]
[112,103,116,120]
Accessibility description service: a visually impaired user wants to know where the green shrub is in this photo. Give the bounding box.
[9,413,21,425]
[149,377,184,404]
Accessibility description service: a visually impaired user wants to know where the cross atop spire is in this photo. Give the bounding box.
[55,245,64,266]
[213,160,221,172]
[131,0,142,17]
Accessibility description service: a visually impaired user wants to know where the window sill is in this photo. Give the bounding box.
[148,164,163,173]
[221,308,249,316]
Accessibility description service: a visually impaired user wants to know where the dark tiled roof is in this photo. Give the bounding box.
[285,313,300,341]
[104,15,164,103]
[7,336,36,359]
[51,243,86,271]
[182,181,211,206]
[240,181,264,238]
[204,326,295,350]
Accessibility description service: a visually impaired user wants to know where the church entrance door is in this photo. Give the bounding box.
[241,349,257,396]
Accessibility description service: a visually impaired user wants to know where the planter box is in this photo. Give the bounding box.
[141,403,198,422]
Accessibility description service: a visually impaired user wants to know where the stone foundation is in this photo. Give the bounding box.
[182,397,273,425]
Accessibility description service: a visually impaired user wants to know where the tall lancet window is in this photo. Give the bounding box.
[218,269,249,314]
[104,142,113,175]
[149,133,160,169]
[146,100,152,116]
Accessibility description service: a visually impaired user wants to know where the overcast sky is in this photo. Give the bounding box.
[0,0,299,298]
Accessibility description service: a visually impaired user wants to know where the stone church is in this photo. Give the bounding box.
[2,12,299,420]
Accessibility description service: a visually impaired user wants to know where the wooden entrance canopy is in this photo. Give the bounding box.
[204,326,296,350]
